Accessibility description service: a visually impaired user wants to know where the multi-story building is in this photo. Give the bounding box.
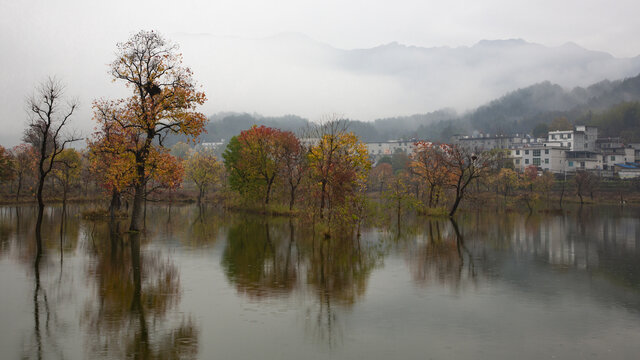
[511,145,568,173]
[547,125,598,151]
[366,140,415,162]
[452,134,543,152]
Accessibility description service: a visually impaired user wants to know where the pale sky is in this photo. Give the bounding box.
[1,0,639,145]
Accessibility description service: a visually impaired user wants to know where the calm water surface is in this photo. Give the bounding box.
[1,204,640,359]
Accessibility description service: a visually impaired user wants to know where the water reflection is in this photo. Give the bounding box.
[221,216,385,346]
[83,222,198,359]
[2,204,640,359]
[222,218,298,299]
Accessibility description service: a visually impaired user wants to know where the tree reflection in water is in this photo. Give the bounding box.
[83,221,198,359]
[221,216,384,347]
[402,219,480,291]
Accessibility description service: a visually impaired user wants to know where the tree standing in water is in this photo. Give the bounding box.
[104,30,207,232]
[24,77,80,256]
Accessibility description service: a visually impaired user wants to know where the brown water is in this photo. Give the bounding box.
[1,204,640,359]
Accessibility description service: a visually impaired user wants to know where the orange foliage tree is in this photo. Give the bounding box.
[411,141,453,207]
[97,30,207,231]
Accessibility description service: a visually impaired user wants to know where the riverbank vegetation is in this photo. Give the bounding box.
[2,31,640,239]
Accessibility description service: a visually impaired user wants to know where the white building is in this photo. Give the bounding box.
[511,145,568,173]
[547,125,598,151]
[452,134,543,152]
[366,140,415,161]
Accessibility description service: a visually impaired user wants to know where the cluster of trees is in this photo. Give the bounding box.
[223,120,371,228]
[0,30,210,248]
[368,142,499,217]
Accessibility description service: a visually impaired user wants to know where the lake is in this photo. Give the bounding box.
[1,204,640,359]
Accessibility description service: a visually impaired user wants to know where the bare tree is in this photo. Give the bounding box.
[24,77,80,256]
[574,170,598,205]
[439,145,495,217]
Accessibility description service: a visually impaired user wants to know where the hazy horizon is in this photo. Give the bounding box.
[2,0,640,146]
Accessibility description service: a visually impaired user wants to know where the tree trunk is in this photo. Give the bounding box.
[265,177,274,206]
[319,180,327,219]
[35,172,45,257]
[15,176,22,203]
[129,183,145,232]
[198,187,204,205]
[449,193,463,217]
[289,186,296,211]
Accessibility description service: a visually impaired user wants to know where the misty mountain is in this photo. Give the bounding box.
[175,33,640,123]
[414,72,640,141]
[174,71,640,147]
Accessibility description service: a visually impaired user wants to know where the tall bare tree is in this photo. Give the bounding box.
[24,77,80,256]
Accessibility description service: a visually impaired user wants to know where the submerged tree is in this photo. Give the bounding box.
[185,150,223,204]
[223,125,301,208]
[0,145,14,185]
[439,145,495,217]
[306,119,370,220]
[10,144,36,202]
[411,141,451,207]
[24,77,80,255]
[101,30,207,231]
[52,148,81,210]
[574,170,598,204]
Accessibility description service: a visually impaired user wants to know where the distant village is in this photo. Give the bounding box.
[365,125,640,179]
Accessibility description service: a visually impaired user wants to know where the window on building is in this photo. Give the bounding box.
[533,158,541,166]
[516,150,520,155]
[545,149,549,155]
[525,159,529,164]
[569,161,574,167]
[545,158,549,164]
[525,150,529,155]
[533,149,540,156]
[580,162,585,168]
[516,159,520,165]
[611,155,616,161]
[568,134,572,139]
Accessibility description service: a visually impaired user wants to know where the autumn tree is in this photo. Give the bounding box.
[439,145,496,217]
[537,171,555,204]
[574,170,598,204]
[223,136,256,201]
[278,132,307,211]
[185,150,223,204]
[369,162,393,195]
[519,165,540,213]
[494,168,519,202]
[307,119,370,220]
[383,170,417,228]
[411,142,451,207]
[170,141,191,160]
[24,77,80,254]
[0,145,14,187]
[223,126,296,207]
[52,148,81,210]
[103,30,207,232]
[88,102,137,219]
[9,144,35,202]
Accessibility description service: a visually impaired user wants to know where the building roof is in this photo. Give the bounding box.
[614,162,640,169]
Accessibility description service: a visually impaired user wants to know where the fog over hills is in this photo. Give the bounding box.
[2,32,640,146]
[175,32,640,122]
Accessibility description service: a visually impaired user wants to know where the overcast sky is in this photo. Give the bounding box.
[1,0,639,145]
